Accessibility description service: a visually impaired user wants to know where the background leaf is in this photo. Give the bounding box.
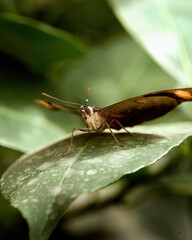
[0,13,85,72]
[1,122,192,240]
[109,0,192,86]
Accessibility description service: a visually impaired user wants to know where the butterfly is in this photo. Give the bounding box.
[36,88,192,156]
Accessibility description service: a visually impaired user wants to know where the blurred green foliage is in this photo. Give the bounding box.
[0,0,192,240]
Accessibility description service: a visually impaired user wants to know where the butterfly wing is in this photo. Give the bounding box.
[36,99,81,115]
[100,88,192,129]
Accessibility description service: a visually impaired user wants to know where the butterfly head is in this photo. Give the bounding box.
[80,105,92,122]
[80,105,101,123]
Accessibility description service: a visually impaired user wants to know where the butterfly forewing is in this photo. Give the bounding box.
[100,88,192,129]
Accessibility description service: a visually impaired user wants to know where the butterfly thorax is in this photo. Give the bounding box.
[80,106,106,132]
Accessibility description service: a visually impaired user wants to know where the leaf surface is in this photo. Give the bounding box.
[1,122,192,240]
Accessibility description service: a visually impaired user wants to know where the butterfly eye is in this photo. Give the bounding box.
[80,105,87,113]
[80,106,85,111]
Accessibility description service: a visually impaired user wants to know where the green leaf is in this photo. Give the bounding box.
[109,0,192,86]
[0,13,85,72]
[1,122,192,240]
[0,104,65,152]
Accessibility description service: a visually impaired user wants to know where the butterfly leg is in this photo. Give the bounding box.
[108,119,133,135]
[63,128,91,157]
[104,121,123,147]
[86,124,91,133]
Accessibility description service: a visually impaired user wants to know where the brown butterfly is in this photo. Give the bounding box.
[36,88,192,156]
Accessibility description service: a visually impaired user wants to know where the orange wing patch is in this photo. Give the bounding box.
[35,99,57,110]
[175,90,192,100]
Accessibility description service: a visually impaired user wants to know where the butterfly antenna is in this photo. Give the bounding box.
[85,88,90,106]
[42,93,82,106]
